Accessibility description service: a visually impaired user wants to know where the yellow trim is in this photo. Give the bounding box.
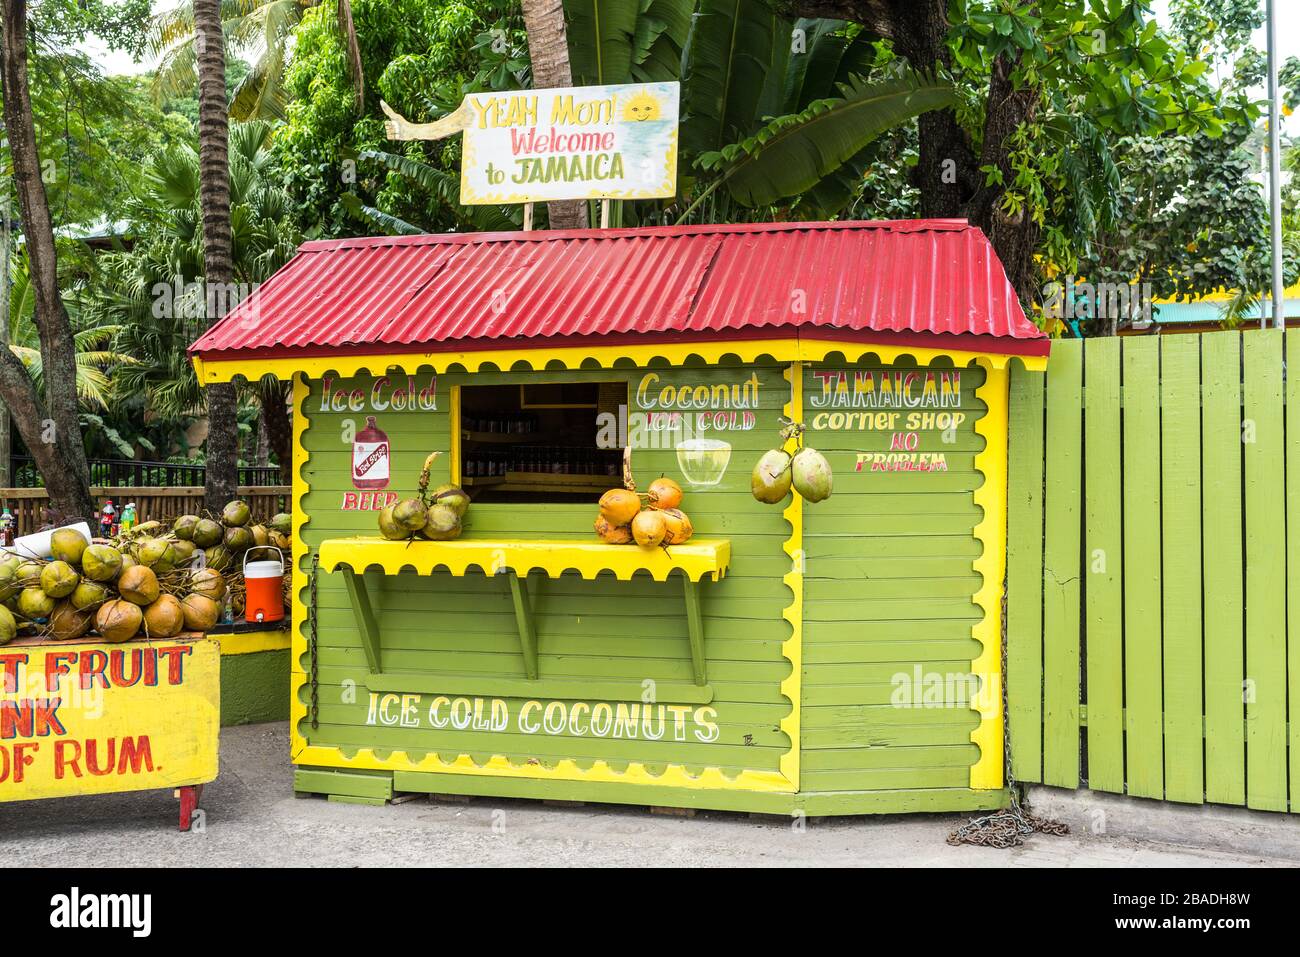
[449,384,461,484]
[289,373,312,765]
[969,360,1009,790]
[318,536,731,583]
[779,362,804,791]
[216,628,291,656]
[193,338,1048,384]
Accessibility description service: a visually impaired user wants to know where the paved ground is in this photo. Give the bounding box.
[0,723,1282,867]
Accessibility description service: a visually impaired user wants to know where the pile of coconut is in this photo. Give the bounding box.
[0,500,291,646]
[594,477,694,548]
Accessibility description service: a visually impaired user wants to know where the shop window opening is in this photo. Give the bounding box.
[459,382,626,503]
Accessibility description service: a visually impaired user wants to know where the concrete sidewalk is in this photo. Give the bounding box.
[0,723,1283,867]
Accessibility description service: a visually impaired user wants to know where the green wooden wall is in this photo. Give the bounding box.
[1007,329,1300,812]
[799,360,985,793]
[299,362,795,781]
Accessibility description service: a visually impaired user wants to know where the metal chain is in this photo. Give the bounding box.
[947,576,1068,849]
[309,551,320,730]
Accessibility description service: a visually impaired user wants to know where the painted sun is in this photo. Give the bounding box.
[622,90,662,122]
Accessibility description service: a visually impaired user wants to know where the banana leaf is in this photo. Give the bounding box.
[564,0,641,85]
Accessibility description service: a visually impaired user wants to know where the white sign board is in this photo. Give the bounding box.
[459,82,679,206]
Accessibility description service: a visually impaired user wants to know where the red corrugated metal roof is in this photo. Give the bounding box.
[189,219,1047,361]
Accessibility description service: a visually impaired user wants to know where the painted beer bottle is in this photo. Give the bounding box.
[352,416,390,489]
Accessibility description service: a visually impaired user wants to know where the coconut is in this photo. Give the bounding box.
[791,448,833,503]
[269,512,292,535]
[594,515,634,544]
[17,586,55,620]
[173,514,200,541]
[631,510,667,548]
[15,561,43,584]
[268,529,291,551]
[118,565,160,606]
[70,580,109,611]
[171,539,198,565]
[40,561,80,599]
[204,545,233,572]
[393,498,428,534]
[50,527,89,564]
[49,601,94,641]
[659,508,694,545]
[221,500,252,527]
[0,563,19,601]
[0,605,16,645]
[431,484,470,518]
[95,599,143,643]
[377,505,407,541]
[119,554,139,574]
[143,594,184,638]
[223,525,254,553]
[420,504,462,541]
[646,477,683,510]
[193,518,224,547]
[249,524,270,547]
[190,567,227,600]
[81,543,124,582]
[751,449,793,504]
[136,538,176,572]
[181,593,220,632]
[599,488,641,526]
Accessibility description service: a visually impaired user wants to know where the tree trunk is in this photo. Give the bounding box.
[259,380,292,485]
[0,0,95,522]
[193,0,240,511]
[520,0,588,230]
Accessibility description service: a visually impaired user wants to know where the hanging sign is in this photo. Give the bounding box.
[458,82,679,205]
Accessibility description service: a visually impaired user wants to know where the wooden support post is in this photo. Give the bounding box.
[600,199,610,228]
[682,576,707,686]
[523,203,534,231]
[341,569,382,673]
[507,570,540,679]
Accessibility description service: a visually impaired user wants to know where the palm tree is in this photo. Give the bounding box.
[150,0,365,121]
[520,0,588,229]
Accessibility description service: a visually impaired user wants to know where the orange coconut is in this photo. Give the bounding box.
[646,477,683,510]
[598,488,641,526]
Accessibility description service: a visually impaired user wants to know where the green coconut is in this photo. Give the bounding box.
[268,529,291,551]
[421,504,462,541]
[377,505,406,541]
[49,601,94,641]
[17,586,55,620]
[70,580,110,611]
[118,565,161,606]
[170,539,197,565]
[143,594,184,638]
[751,449,793,504]
[82,543,124,582]
[0,605,16,645]
[136,538,177,573]
[189,567,227,601]
[221,500,252,527]
[223,525,254,553]
[791,447,833,503]
[0,563,19,602]
[204,545,233,572]
[180,593,220,632]
[269,512,292,535]
[95,599,142,643]
[192,518,224,548]
[40,560,80,599]
[392,498,428,534]
[119,553,139,574]
[15,561,43,584]
[431,484,470,518]
[173,514,200,541]
[50,527,89,564]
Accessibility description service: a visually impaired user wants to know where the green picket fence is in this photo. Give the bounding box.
[1007,328,1300,812]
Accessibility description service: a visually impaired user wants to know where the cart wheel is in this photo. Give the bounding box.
[178,784,204,832]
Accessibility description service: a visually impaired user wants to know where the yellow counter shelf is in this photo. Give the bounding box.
[315,536,732,704]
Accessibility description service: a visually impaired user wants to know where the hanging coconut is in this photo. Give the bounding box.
[180,593,220,632]
[420,504,462,541]
[377,505,406,541]
[269,512,292,535]
[49,601,94,641]
[0,605,16,645]
[173,514,200,541]
[17,586,55,620]
[40,561,80,599]
[791,448,833,503]
[193,518,224,547]
[118,565,161,606]
[224,525,254,553]
[95,599,143,643]
[594,515,633,544]
[659,508,694,545]
[70,580,109,611]
[190,567,227,600]
[751,449,793,504]
[81,543,124,582]
[221,500,252,527]
[646,477,683,510]
[204,545,234,572]
[143,594,184,638]
[631,510,668,548]
[50,527,89,564]
[599,489,641,526]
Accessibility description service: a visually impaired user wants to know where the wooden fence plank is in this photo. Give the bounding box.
[1201,331,1245,807]
[1083,337,1124,793]
[1007,364,1046,783]
[1122,336,1163,799]
[1042,340,1082,788]
[1290,329,1300,811]
[1242,329,1288,811]
[1159,335,1204,803]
